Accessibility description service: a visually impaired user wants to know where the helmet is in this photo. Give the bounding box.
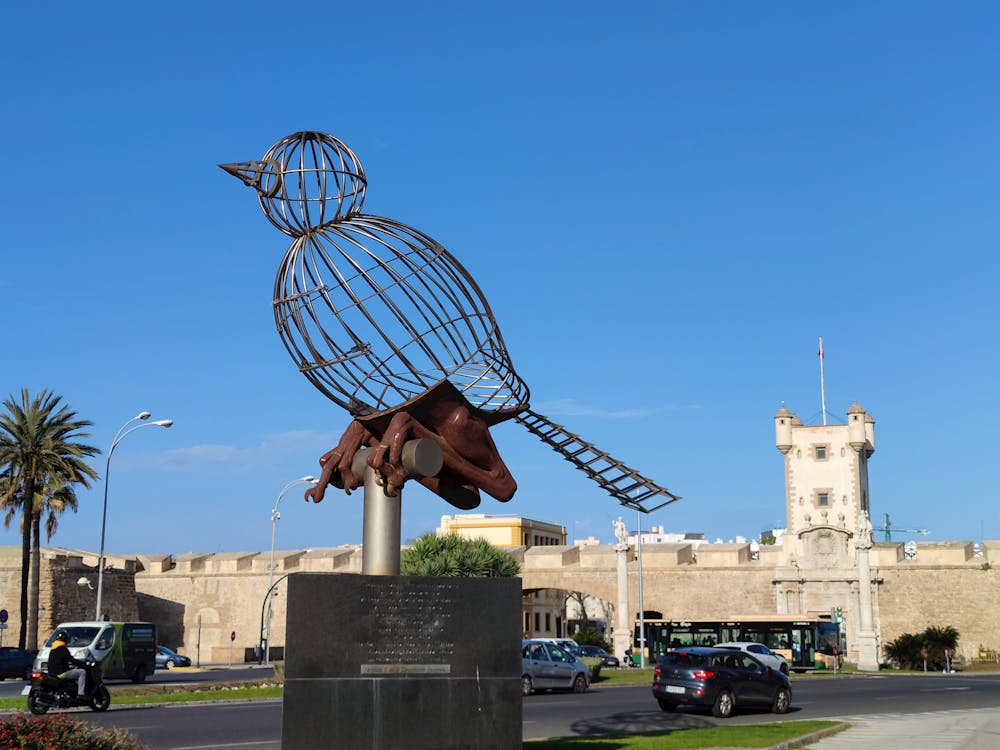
[52,630,69,643]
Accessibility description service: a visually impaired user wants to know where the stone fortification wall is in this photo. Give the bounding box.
[518,543,776,620]
[0,547,137,648]
[133,547,363,662]
[878,569,999,657]
[5,540,999,665]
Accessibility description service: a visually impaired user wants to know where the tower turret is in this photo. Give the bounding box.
[847,402,867,451]
[775,403,794,454]
[864,412,876,457]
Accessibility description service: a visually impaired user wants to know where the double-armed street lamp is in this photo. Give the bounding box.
[95,411,172,621]
[263,475,318,664]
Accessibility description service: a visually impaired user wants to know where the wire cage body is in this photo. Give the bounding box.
[274,214,530,420]
[223,130,680,513]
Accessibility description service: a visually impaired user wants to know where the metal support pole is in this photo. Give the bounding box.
[636,507,646,668]
[359,439,442,576]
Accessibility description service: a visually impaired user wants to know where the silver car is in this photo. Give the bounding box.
[521,639,590,695]
[715,641,790,674]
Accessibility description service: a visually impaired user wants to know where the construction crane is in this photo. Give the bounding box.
[873,513,928,542]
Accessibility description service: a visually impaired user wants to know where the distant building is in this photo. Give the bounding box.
[437,513,565,547]
[628,526,707,549]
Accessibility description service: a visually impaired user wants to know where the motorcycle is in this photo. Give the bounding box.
[24,658,110,715]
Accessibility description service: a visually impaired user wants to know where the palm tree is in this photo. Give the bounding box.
[0,389,99,649]
[401,533,520,577]
[28,479,80,649]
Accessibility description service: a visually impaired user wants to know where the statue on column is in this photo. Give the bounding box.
[856,509,873,550]
[614,517,628,546]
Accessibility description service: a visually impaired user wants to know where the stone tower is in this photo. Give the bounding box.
[774,402,875,565]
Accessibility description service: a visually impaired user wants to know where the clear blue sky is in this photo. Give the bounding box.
[3,2,997,558]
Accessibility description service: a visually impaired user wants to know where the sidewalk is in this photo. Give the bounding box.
[799,707,1000,749]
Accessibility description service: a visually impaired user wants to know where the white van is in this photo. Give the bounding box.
[34,621,157,683]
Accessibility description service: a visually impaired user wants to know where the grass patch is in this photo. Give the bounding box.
[525,721,843,748]
[0,681,282,711]
[592,669,655,685]
[112,685,282,705]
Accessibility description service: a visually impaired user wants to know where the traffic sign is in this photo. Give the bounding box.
[230,630,236,642]
[0,609,7,624]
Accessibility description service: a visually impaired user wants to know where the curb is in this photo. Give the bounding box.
[767,721,850,749]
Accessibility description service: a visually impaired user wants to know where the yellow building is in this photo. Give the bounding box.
[437,514,565,547]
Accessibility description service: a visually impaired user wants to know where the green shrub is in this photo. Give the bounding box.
[579,656,602,681]
[884,625,959,669]
[0,714,147,750]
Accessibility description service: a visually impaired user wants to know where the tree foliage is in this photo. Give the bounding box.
[572,627,611,652]
[884,625,959,669]
[401,533,520,577]
[0,389,99,649]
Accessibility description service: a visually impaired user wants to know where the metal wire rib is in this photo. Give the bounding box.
[514,409,680,512]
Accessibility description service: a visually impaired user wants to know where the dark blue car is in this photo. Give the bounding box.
[0,647,36,680]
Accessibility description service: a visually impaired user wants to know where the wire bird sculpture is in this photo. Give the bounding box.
[221,131,679,513]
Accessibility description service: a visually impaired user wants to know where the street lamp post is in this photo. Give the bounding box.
[95,412,172,621]
[263,476,317,664]
[636,507,646,668]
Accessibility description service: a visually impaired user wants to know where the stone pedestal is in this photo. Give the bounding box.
[856,630,879,672]
[281,573,522,749]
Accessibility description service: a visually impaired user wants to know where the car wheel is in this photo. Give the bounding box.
[712,689,735,718]
[166,659,176,669]
[90,686,111,712]
[572,674,587,693]
[23,666,32,681]
[656,697,676,712]
[521,675,533,696]
[131,664,148,684]
[771,686,791,714]
[27,690,49,715]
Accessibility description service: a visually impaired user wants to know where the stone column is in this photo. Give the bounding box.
[613,541,631,663]
[855,510,879,671]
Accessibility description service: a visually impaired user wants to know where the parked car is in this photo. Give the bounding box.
[573,645,621,668]
[521,639,590,696]
[0,647,36,680]
[715,641,790,674]
[155,645,192,669]
[651,646,791,718]
[532,637,578,652]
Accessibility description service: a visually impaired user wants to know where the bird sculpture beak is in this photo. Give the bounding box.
[219,161,260,186]
[218,160,283,197]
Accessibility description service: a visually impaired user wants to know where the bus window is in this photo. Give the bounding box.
[766,631,789,650]
[741,627,766,644]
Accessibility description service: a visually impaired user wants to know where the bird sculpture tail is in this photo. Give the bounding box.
[514,410,680,513]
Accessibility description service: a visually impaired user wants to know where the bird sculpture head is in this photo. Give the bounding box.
[220,131,367,237]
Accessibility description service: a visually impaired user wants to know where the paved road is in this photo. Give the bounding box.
[523,672,1000,739]
[10,671,1000,748]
